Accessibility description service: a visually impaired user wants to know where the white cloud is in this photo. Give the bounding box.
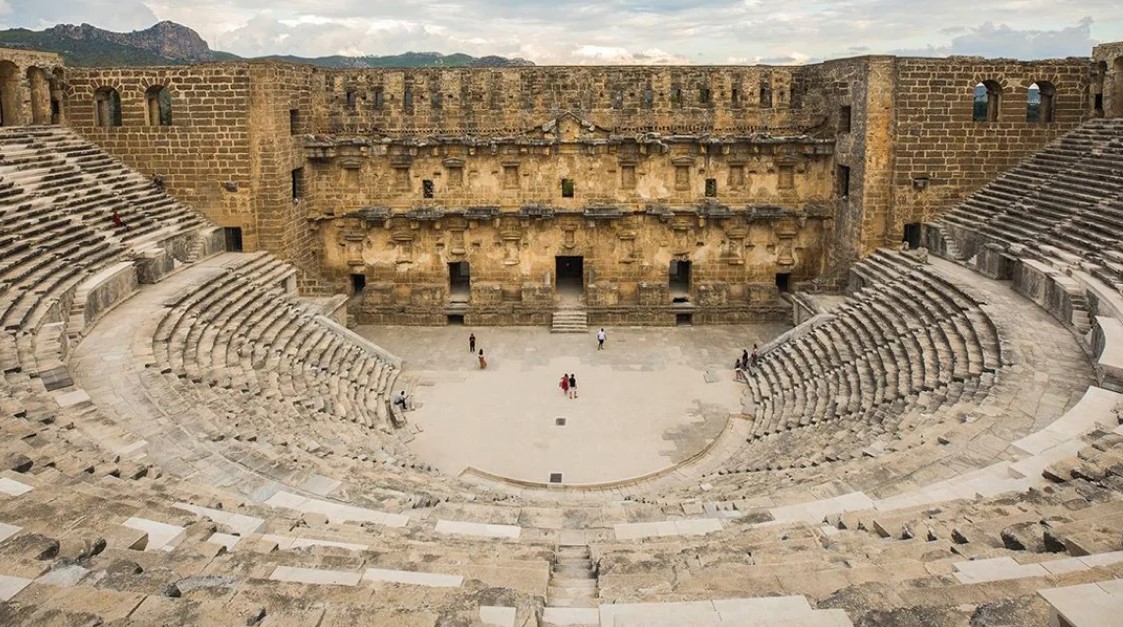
[570,45,690,65]
[0,1,1117,64]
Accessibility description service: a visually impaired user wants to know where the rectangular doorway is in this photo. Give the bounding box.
[350,273,366,295]
[448,261,470,303]
[775,272,791,294]
[555,256,584,303]
[669,260,691,299]
[223,227,243,252]
[903,223,922,250]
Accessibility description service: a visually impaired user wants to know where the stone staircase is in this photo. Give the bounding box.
[551,309,588,333]
[543,544,599,626]
[1070,292,1093,335]
[944,235,964,261]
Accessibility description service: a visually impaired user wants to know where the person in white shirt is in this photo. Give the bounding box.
[597,328,606,350]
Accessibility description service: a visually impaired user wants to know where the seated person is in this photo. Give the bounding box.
[393,390,408,410]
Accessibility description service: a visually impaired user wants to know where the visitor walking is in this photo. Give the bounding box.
[560,373,569,395]
[568,373,577,398]
[597,328,606,350]
[478,349,488,369]
[741,348,749,369]
[469,333,476,353]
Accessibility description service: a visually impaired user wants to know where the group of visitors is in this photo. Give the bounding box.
[734,344,759,382]
[559,373,578,398]
[469,333,487,369]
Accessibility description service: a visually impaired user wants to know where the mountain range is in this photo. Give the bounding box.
[0,21,533,68]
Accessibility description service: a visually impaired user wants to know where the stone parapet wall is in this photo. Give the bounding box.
[64,64,257,240]
[316,65,820,135]
[889,57,1090,241]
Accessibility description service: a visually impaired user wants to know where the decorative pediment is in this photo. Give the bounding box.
[533,111,612,142]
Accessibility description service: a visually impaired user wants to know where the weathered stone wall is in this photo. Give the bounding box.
[64,64,257,239]
[324,211,828,326]
[318,66,826,135]
[63,62,329,291]
[1093,42,1123,118]
[791,57,898,282]
[245,62,326,291]
[888,57,1090,244]
[0,47,65,126]
[303,128,835,213]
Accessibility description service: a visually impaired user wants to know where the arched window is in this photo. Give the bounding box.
[145,85,172,126]
[1027,81,1056,123]
[94,86,122,127]
[973,80,1002,122]
[26,67,50,124]
[0,61,21,126]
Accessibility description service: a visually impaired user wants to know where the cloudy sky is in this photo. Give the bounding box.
[1,0,1121,64]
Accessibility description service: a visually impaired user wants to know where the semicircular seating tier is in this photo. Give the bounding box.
[745,250,1002,448]
[929,116,1123,394]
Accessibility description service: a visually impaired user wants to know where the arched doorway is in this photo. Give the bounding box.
[93,86,122,127]
[26,66,50,125]
[145,85,172,126]
[1027,81,1056,123]
[0,60,22,126]
[49,68,65,124]
[973,80,1002,122]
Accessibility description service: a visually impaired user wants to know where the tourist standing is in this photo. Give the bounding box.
[478,349,487,369]
[568,373,577,398]
[750,344,759,370]
[469,333,476,353]
[560,373,569,395]
[597,328,606,350]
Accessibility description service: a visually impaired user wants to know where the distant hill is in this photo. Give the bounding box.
[0,21,532,68]
[260,52,534,68]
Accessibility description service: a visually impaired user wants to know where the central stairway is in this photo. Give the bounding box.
[551,309,588,333]
[543,544,599,626]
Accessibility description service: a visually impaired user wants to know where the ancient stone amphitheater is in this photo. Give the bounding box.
[0,40,1122,626]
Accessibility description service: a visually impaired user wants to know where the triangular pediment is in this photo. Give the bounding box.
[531,111,611,142]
